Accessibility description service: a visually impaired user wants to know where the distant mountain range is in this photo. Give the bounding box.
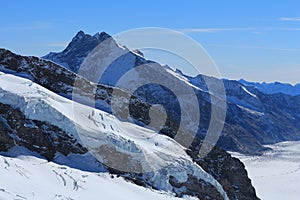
[238,79,300,96]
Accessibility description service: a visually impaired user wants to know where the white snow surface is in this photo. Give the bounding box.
[236,105,264,116]
[231,141,300,200]
[241,86,258,98]
[0,72,229,199]
[0,147,196,200]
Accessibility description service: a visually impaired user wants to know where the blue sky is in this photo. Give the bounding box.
[1,0,300,84]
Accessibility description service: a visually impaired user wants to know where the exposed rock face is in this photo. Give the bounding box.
[169,175,224,200]
[0,102,86,160]
[188,137,259,200]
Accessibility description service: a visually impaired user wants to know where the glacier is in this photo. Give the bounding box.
[231,141,300,200]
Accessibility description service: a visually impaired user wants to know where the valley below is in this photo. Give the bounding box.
[231,141,300,200]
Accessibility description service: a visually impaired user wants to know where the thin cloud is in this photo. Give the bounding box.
[0,22,52,32]
[33,42,69,47]
[279,17,300,21]
[46,42,68,47]
[265,27,300,31]
[207,44,300,52]
[180,28,254,33]
[180,27,300,34]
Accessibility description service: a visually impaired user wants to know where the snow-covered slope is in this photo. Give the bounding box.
[0,72,229,200]
[0,147,195,200]
[239,79,300,96]
[231,141,300,200]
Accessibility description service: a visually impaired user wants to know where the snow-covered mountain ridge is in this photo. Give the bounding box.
[238,79,300,96]
[0,71,258,199]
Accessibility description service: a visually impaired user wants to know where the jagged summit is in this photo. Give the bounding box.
[42,30,146,75]
[74,30,85,39]
[70,30,111,43]
[42,30,147,86]
[42,31,114,72]
[93,31,111,41]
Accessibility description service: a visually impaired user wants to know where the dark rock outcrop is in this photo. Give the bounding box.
[188,137,259,200]
[0,102,86,160]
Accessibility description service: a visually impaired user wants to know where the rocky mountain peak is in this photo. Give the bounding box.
[42,31,114,72]
[74,30,86,39]
[65,30,106,52]
[72,30,111,43]
[93,31,111,41]
[43,30,147,83]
